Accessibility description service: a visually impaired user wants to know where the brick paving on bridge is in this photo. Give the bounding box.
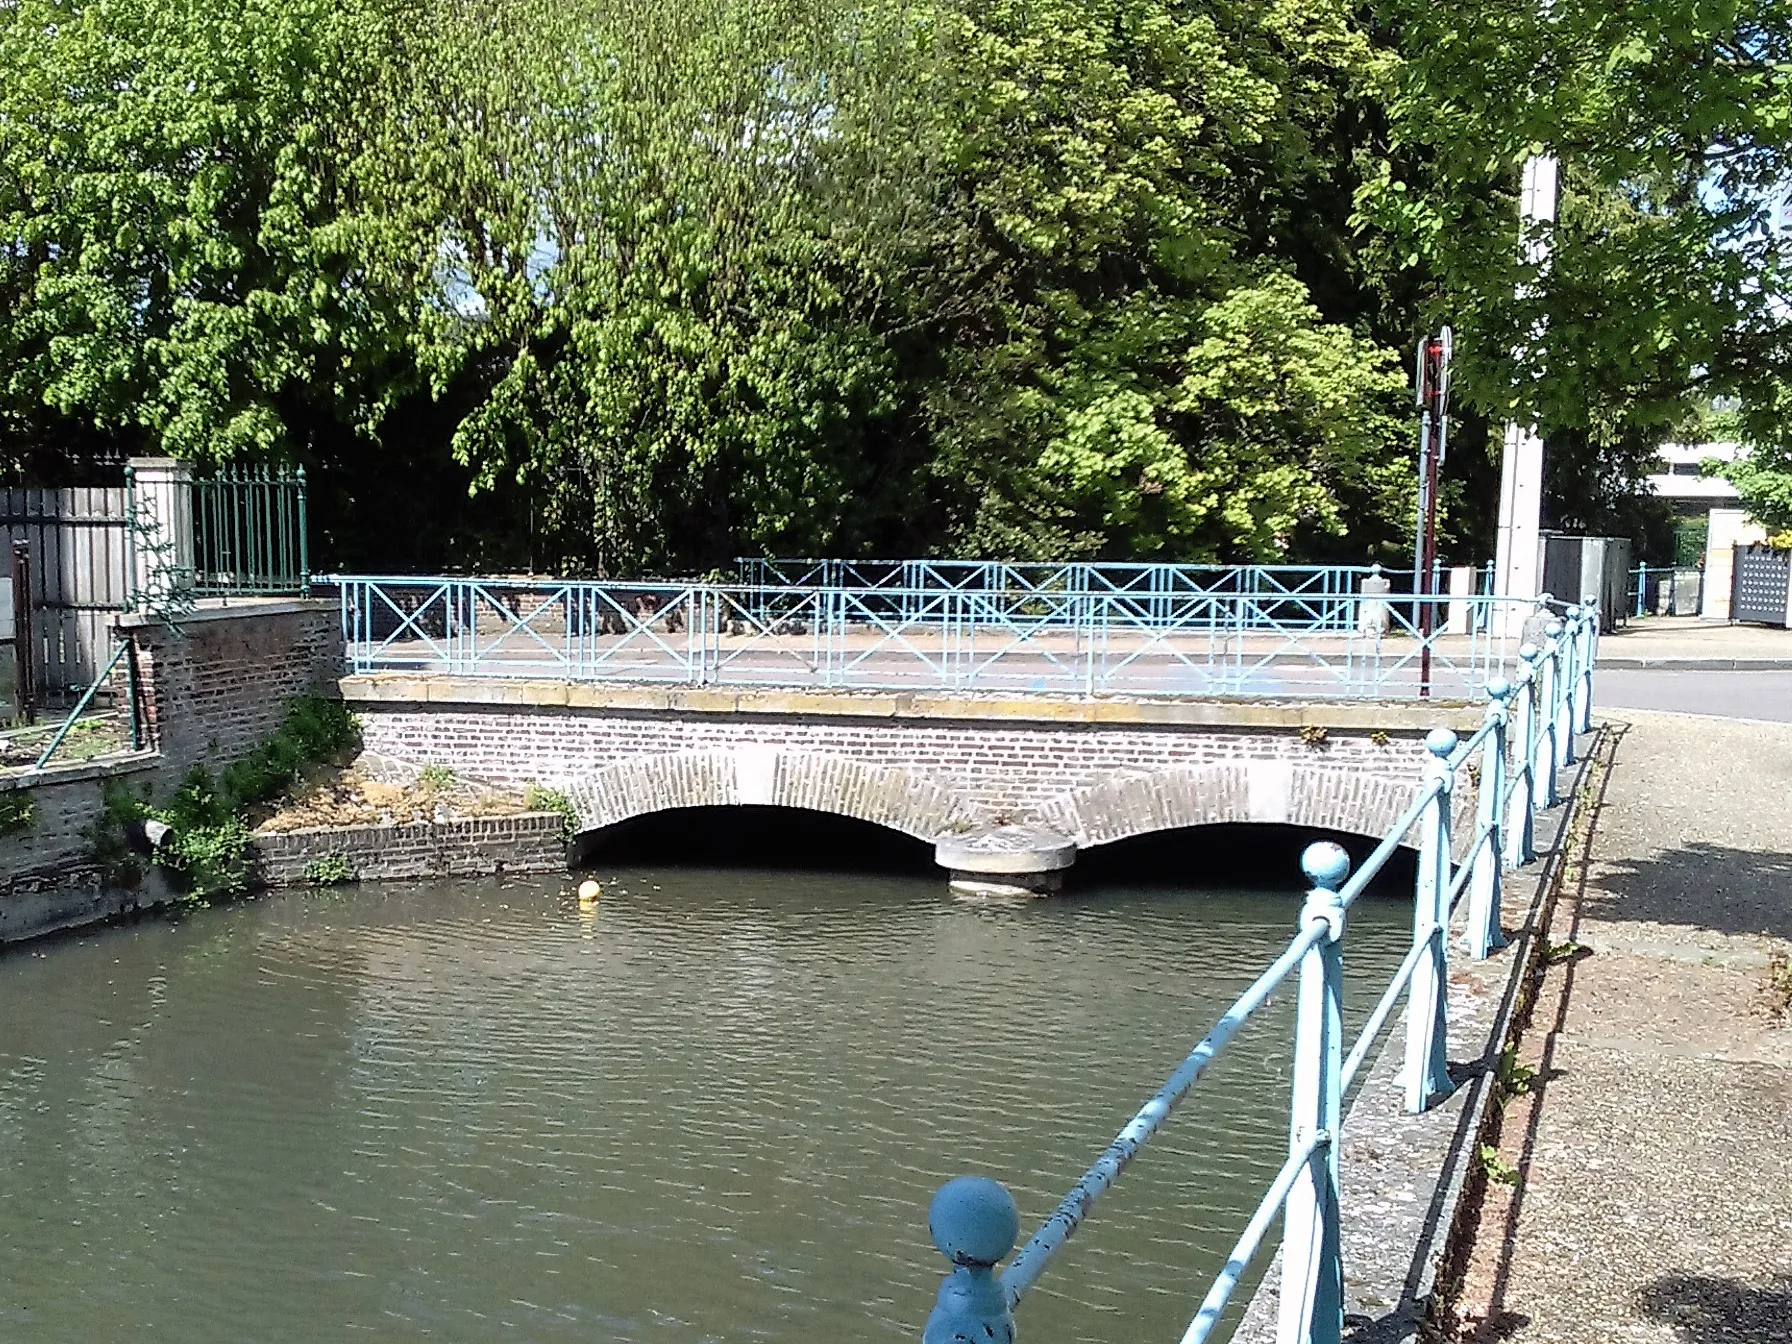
[1445,711,1792,1343]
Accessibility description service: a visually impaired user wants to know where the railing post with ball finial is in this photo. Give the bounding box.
[1404,727,1457,1114]
[1530,641,1560,809]
[1507,647,1540,867]
[921,1177,1019,1344]
[1550,614,1576,768]
[1577,595,1599,733]
[1467,681,1510,958]
[1278,843,1349,1344]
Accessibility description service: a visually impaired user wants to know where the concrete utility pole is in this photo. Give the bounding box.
[1413,327,1453,699]
[1492,153,1559,621]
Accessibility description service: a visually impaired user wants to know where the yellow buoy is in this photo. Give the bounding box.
[577,879,602,905]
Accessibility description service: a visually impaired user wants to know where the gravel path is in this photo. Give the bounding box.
[1446,712,1792,1343]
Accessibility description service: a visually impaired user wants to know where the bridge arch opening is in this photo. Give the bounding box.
[573,804,934,874]
[1071,823,1418,898]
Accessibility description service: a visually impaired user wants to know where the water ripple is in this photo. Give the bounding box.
[0,870,1409,1342]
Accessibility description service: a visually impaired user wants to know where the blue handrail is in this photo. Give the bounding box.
[21,639,144,773]
[323,572,1563,702]
[1179,1134,1327,1343]
[916,600,1598,1344]
[999,920,1329,1310]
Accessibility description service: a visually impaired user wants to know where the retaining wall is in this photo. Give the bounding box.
[249,814,568,886]
[2,600,344,944]
[121,599,344,778]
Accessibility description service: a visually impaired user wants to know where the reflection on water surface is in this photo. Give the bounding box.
[0,866,1409,1342]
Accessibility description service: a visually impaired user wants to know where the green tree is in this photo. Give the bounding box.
[369,0,1420,571]
[1361,0,1792,533]
[373,0,958,573]
[0,0,418,470]
[3,0,1425,572]
[919,0,1417,562]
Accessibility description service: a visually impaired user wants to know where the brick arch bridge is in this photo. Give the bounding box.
[556,749,1425,851]
[344,678,1481,880]
[562,747,975,844]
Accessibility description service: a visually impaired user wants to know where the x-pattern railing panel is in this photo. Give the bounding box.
[331,574,1550,701]
[830,589,982,687]
[467,582,577,671]
[348,580,454,670]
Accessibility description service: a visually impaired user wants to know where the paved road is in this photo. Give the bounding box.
[1596,668,1792,722]
[1448,712,1792,1344]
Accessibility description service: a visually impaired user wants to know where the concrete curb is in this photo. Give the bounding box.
[1596,657,1792,671]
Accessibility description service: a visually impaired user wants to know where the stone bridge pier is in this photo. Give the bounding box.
[341,678,1483,894]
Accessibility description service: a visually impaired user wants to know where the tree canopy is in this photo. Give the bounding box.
[1361,0,1792,536]
[2,0,1788,570]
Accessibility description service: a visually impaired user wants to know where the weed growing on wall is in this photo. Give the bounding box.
[302,852,357,886]
[104,696,363,901]
[93,779,154,887]
[523,784,578,840]
[0,792,36,836]
[148,769,257,899]
[217,697,360,808]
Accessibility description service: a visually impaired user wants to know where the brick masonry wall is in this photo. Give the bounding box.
[355,705,1473,849]
[123,601,345,780]
[3,602,346,933]
[0,758,175,943]
[0,758,158,893]
[249,814,568,886]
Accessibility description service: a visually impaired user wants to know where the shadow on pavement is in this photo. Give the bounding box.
[1586,841,1792,940]
[1638,1274,1792,1341]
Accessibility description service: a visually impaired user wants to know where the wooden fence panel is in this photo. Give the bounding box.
[0,486,131,697]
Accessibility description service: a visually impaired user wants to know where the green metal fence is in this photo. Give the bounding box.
[126,463,309,605]
[191,465,309,597]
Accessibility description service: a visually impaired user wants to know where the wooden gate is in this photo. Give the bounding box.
[0,487,132,698]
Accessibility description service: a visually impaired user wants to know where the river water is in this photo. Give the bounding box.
[0,866,1411,1343]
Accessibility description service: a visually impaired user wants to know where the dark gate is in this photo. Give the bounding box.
[1731,545,1791,626]
[0,486,132,698]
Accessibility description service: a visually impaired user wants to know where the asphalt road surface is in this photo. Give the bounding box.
[1595,668,1792,722]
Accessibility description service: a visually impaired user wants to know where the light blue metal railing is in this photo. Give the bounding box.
[326,573,1563,701]
[734,560,1383,632]
[4,637,146,776]
[1627,563,1704,618]
[735,559,1522,634]
[916,601,1599,1344]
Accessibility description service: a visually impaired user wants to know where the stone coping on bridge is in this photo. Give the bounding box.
[115,596,332,629]
[339,674,1487,732]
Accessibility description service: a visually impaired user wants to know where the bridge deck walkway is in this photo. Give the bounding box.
[344,628,1515,699]
[1446,710,1792,1341]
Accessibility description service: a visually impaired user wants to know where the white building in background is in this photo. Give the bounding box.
[1642,440,1745,514]
[1637,441,1762,619]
